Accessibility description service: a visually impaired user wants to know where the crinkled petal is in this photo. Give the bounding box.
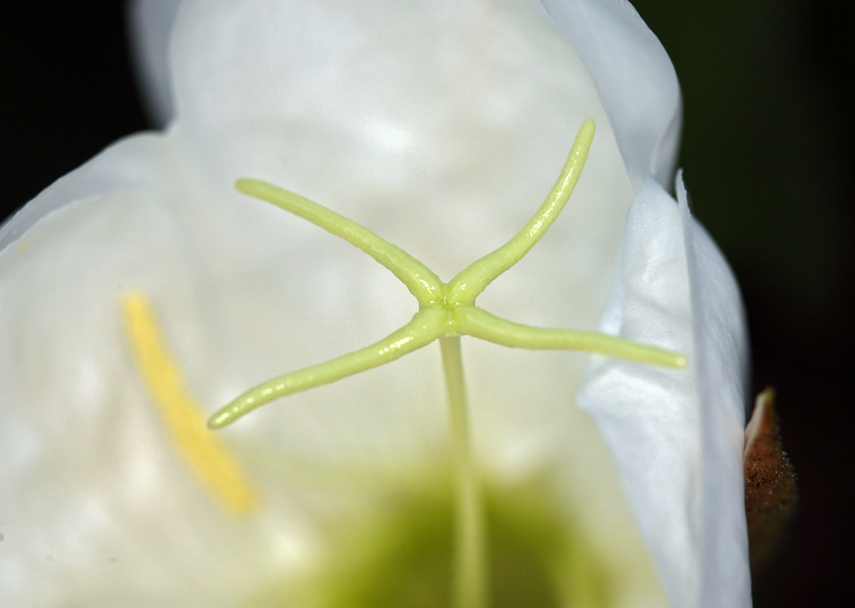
[577,175,750,608]
[577,177,699,608]
[678,177,751,608]
[540,0,682,190]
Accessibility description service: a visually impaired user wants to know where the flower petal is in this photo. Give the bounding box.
[540,0,682,190]
[678,176,751,608]
[577,177,698,607]
[577,175,750,608]
[127,0,182,127]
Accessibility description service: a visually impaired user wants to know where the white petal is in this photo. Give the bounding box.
[678,176,751,608]
[127,0,182,127]
[578,175,751,608]
[540,0,682,190]
[577,177,699,608]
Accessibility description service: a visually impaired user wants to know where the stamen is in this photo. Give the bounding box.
[122,292,260,515]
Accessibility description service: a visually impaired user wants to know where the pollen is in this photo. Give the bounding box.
[122,291,260,516]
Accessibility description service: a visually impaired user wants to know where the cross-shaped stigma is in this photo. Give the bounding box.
[207,120,686,430]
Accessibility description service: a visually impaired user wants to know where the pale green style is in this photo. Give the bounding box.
[207,120,686,431]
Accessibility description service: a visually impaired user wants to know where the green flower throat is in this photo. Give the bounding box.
[249,472,611,608]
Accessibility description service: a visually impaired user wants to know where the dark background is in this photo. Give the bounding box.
[1,2,852,605]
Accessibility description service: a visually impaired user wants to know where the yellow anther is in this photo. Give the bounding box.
[122,292,260,516]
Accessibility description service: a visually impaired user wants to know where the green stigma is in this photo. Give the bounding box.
[207,119,686,430]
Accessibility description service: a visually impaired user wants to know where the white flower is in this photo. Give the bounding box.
[0,1,750,607]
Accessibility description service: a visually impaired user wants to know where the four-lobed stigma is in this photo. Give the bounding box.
[207,120,687,430]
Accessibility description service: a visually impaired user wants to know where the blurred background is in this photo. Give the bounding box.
[1,1,851,605]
